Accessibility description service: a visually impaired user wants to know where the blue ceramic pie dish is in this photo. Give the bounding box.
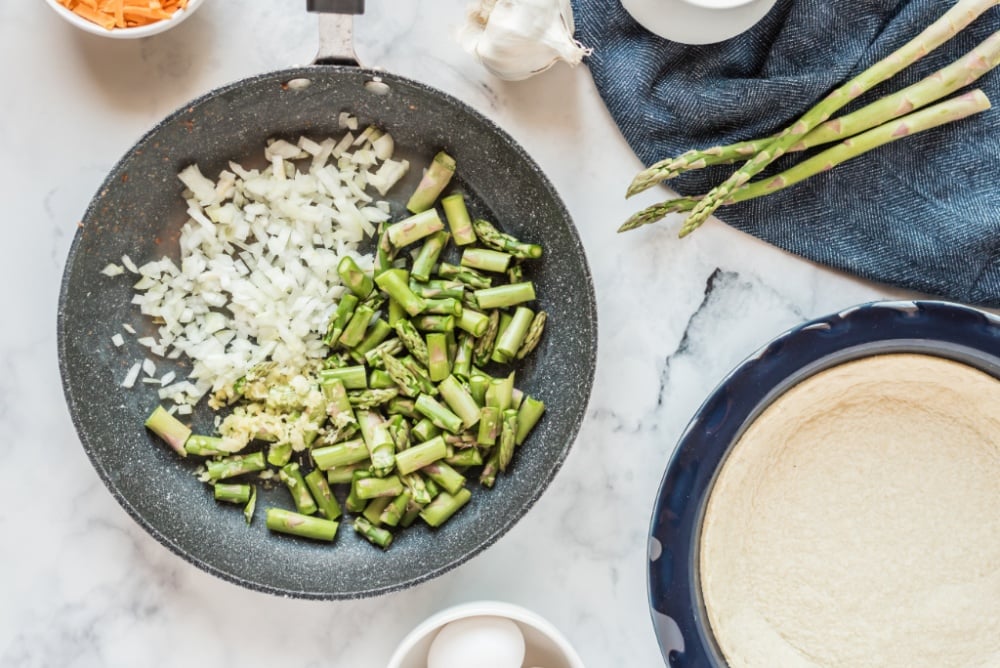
[646,300,1000,667]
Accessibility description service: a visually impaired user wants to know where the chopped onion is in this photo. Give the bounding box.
[102,263,125,277]
[121,129,398,406]
[121,362,141,389]
[111,333,125,347]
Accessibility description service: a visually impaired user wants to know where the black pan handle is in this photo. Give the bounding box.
[308,0,366,67]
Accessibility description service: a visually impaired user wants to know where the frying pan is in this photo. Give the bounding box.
[57,0,597,599]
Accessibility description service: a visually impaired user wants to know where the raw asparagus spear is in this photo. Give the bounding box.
[266,508,338,541]
[679,0,999,235]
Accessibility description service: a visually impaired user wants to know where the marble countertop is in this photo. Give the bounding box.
[2,1,907,666]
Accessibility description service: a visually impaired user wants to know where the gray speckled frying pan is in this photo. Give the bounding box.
[57,2,596,599]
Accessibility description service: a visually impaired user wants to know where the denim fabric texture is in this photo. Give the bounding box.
[571,0,1000,306]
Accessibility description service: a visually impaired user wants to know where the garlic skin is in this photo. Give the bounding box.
[458,0,592,81]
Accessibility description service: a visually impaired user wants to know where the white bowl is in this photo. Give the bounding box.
[621,0,778,45]
[389,601,585,668]
[43,0,204,39]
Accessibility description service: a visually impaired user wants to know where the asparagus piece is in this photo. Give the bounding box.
[382,352,422,397]
[387,208,445,247]
[485,372,515,412]
[206,451,267,481]
[406,151,456,213]
[473,310,501,367]
[346,470,372,512]
[353,516,393,549]
[305,468,342,520]
[214,483,251,504]
[400,498,427,528]
[369,368,396,389]
[266,508,338,542]
[471,219,543,259]
[327,463,367,485]
[446,447,483,467]
[477,406,501,446]
[144,405,190,457]
[394,319,430,366]
[409,279,465,300]
[395,435,448,475]
[423,461,466,495]
[320,365,368,390]
[411,231,450,283]
[401,356,439,396]
[621,90,994,231]
[438,375,481,429]
[677,0,999,235]
[387,297,405,326]
[313,437,370,469]
[515,311,547,359]
[480,447,500,488]
[457,309,490,338]
[184,434,228,456]
[415,394,465,434]
[515,396,546,445]
[337,256,374,298]
[427,333,451,382]
[495,306,534,359]
[364,338,404,368]
[423,298,464,317]
[441,193,477,245]
[243,485,257,524]
[387,413,411,451]
[362,496,393,524]
[374,222,397,277]
[474,282,536,309]
[279,463,318,515]
[468,373,490,406]
[320,376,358,441]
[420,488,472,528]
[403,472,433,505]
[461,247,513,273]
[267,442,293,467]
[452,333,475,379]
[375,269,427,316]
[351,319,393,362]
[348,388,400,409]
[379,490,412,527]
[355,474,405,500]
[438,262,492,289]
[338,305,375,349]
[357,410,396,477]
[627,29,1000,195]
[411,417,442,444]
[507,263,524,284]
[498,409,519,472]
[387,396,417,418]
[413,314,456,333]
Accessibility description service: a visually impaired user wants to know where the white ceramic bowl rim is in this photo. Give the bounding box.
[388,600,585,668]
[43,0,202,38]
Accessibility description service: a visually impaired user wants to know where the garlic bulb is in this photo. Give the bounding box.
[458,0,592,81]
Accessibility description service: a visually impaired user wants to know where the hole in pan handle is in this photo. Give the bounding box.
[308,0,366,67]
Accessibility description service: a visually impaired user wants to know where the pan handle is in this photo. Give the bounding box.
[308,0,365,67]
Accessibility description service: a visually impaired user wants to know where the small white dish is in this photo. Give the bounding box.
[621,0,778,45]
[388,600,585,668]
[43,0,204,39]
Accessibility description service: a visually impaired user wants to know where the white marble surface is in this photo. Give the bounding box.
[1,1,908,666]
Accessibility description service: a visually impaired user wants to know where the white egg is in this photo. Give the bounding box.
[427,616,526,668]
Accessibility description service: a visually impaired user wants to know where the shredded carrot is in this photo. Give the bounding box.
[60,0,186,30]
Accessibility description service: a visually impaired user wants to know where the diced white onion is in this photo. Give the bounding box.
[101,263,125,277]
[118,129,399,405]
[111,333,124,347]
[121,362,141,388]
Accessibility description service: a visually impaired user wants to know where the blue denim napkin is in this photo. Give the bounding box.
[572,0,1000,306]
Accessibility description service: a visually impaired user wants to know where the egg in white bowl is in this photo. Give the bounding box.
[389,601,585,668]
